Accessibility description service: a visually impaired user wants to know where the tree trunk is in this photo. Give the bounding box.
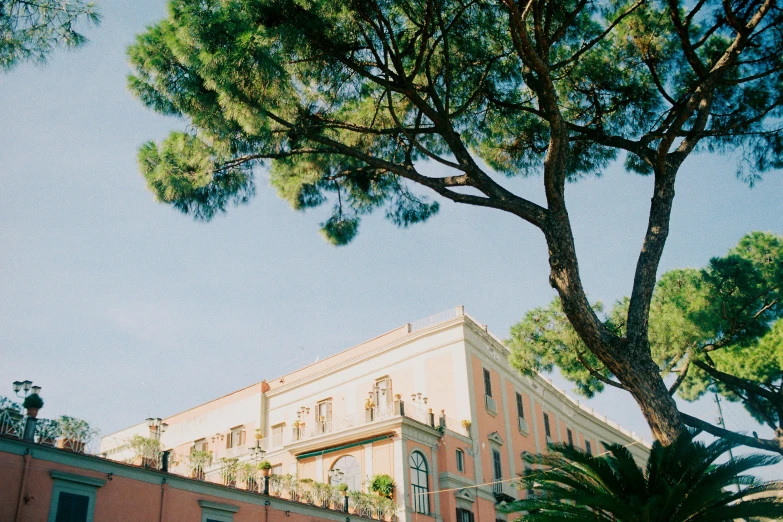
[610,344,685,445]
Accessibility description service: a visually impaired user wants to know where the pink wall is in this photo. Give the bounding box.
[1,447,368,522]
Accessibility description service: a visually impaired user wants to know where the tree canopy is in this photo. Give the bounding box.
[509,232,783,452]
[128,0,783,449]
[0,0,100,72]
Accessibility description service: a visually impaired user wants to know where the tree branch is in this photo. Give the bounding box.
[681,412,783,455]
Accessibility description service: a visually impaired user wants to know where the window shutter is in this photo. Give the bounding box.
[456,508,462,522]
[469,511,475,522]
[327,401,332,420]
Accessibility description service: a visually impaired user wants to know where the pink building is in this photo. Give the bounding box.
[100,307,650,522]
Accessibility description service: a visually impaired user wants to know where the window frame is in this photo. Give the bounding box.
[48,471,105,522]
[543,412,552,438]
[198,500,238,522]
[515,392,525,419]
[567,428,574,447]
[456,448,465,473]
[410,450,430,514]
[585,440,592,455]
[483,368,492,398]
[271,423,284,448]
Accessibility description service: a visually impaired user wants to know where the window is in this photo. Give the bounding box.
[524,464,534,498]
[543,413,552,439]
[515,392,525,418]
[456,508,474,522]
[271,464,283,476]
[410,451,430,514]
[456,449,465,472]
[492,448,503,494]
[226,426,245,449]
[271,424,284,447]
[330,455,361,491]
[585,440,592,456]
[198,500,238,522]
[375,376,392,407]
[316,399,332,434]
[483,368,492,397]
[55,493,89,522]
[567,428,574,447]
[194,438,209,453]
[48,471,105,522]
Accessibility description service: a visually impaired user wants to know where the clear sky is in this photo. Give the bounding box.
[1,0,781,477]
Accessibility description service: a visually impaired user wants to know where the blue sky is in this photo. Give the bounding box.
[1,0,781,476]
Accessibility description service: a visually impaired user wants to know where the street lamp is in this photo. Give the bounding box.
[146,417,168,440]
[12,380,39,398]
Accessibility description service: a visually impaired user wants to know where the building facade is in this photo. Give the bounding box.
[101,307,650,522]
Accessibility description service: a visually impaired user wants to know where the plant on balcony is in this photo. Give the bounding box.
[364,398,375,410]
[435,424,445,436]
[35,417,61,445]
[237,462,258,491]
[188,449,212,480]
[219,457,239,487]
[57,415,97,453]
[370,474,395,498]
[22,393,44,418]
[129,434,161,468]
[461,419,472,431]
[258,459,272,476]
[375,496,396,521]
[255,428,263,440]
[337,482,349,493]
[0,396,24,437]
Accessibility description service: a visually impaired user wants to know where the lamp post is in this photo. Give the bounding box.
[250,445,269,494]
[146,417,168,440]
[12,380,40,398]
[12,380,42,442]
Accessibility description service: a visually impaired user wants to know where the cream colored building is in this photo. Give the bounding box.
[101,307,649,522]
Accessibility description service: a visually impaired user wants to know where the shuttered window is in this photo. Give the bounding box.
[515,392,525,418]
[55,492,89,522]
[483,368,492,397]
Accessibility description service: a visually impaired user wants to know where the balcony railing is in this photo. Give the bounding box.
[492,481,503,495]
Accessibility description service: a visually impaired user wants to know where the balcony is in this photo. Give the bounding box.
[485,395,497,415]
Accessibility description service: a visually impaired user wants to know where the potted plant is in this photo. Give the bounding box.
[57,416,96,453]
[129,434,161,468]
[255,428,264,440]
[36,417,61,446]
[369,474,395,499]
[258,459,272,477]
[188,449,212,480]
[220,457,239,487]
[461,419,472,431]
[237,462,257,491]
[23,394,44,418]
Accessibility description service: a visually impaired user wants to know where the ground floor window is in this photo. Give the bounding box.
[48,470,105,522]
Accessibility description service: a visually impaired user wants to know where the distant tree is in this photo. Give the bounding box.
[0,0,100,72]
[127,0,783,449]
[499,431,783,521]
[509,232,783,453]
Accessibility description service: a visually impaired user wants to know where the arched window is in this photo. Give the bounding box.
[410,451,430,514]
[330,455,361,491]
[456,449,465,472]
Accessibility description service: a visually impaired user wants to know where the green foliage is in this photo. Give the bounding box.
[22,393,44,409]
[337,482,349,493]
[129,435,161,457]
[500,430,783,521]
[0,396,22,414]
[258,459,272,470]
[369,474,395,498]
[0,0,100,71]
[510,232,783,433]
[128,0,783,242]
[58,415,97,441]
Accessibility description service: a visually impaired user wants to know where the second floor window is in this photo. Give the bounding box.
[483,368,492,397]
[271,424,284,447]
[456,508,474,522]
[456,449,465,472]
[543,413,552,438]
[567,428,574,447]
[585,440,592,455]
[227,426,245,448]
[410,451,430,514]
[515,392,525,419]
